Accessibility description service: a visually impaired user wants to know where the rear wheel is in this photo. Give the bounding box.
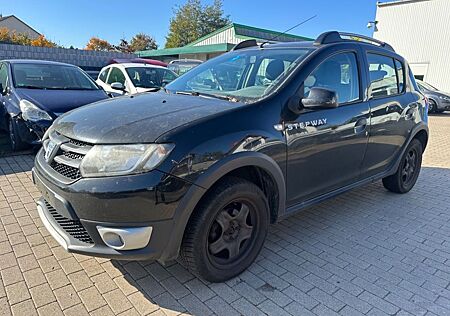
[382,139,423,193]
[8,117,28,152]
[179,177,269,282]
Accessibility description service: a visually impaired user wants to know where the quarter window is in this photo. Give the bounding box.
[107,67,126,85]
[367,53,399,98]
[99,68,109,82]
[304,52,360,104]
[395,59,405,93]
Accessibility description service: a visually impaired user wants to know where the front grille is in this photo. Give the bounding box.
[44,200,94,244]
[50,161,81,180]
[46,131,92,181]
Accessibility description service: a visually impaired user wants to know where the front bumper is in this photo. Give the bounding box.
[32,151,194,261]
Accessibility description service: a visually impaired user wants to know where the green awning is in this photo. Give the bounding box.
[138,43,236,58]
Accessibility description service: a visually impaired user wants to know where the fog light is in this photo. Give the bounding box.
[97,226,153,250]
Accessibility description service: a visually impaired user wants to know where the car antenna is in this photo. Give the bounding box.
[260,14,317,48]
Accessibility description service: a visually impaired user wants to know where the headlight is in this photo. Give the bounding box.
[80,144,175,177]
[439,95,450,101]
[19,100,52,121]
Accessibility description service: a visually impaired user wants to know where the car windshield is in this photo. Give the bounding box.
[166,47,313,103]
[126,67,178,89]
[418,80,438,91]
[12,63,99,90]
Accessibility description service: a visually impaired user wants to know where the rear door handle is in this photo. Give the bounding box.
[354,118,368,134]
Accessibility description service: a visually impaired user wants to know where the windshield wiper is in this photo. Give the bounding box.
[16,85,46,90]
[175,90,239,102]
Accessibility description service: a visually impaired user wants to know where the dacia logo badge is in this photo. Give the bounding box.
[44,140,58,162]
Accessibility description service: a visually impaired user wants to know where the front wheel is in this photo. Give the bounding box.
[428,99,437,113]
[8,117,28,152]
[382,139,423,193]
[179,177,269,282]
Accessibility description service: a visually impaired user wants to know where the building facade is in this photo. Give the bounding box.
[138,23,312,63]
[0,15,40,39]
[374,0,450,91]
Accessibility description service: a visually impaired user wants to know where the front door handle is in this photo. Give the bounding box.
[354,118,367,134]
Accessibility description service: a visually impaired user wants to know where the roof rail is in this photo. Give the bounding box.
[232,39,258,51]
[314,31,395,52]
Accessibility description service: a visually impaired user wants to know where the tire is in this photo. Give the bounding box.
[428,99,437,113]
[179,177,269,282]
[8,117,28,152]
[382,139,423,194]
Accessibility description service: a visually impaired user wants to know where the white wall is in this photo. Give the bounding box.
[0,16,40,39]
[374,0,450,91]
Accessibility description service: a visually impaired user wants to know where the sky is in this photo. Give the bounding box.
[1,0,379,49]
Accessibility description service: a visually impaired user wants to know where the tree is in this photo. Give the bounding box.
[116,38,132,53]
[31,35,56,48]
[165,0,230,48]
[85,37,113,51]
[130,33,158,52]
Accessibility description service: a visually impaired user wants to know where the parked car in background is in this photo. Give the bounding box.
[0,60,109,151]
[168,59,203,75]
[96,63,178,95]
[109,58,167,68]
[416,80,450,113]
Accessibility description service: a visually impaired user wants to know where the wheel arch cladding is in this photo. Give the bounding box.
[159,152,286,263]
[414,129,428,151]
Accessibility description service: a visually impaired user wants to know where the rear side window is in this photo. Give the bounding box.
[107,67,125,85]
[304,52,360,104]
[99,68,109,82]
[367,53,399,98]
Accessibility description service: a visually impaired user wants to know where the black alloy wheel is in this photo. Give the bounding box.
[180,177,269,282]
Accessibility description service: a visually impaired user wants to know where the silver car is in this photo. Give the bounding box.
[416,80,450,113]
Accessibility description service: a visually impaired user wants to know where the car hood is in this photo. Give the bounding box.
[52,92,244,144]
[15,88,108,115]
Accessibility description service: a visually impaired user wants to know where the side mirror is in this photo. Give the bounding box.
[302,87,339,109]
[110,82,126,91]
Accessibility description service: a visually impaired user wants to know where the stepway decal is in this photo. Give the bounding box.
[286,118,328,130]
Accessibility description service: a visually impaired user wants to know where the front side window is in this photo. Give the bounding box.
[11,63,98,90]
[0,64,7,91]
[367,53,398,98]
[304,52,360,104]
[107,67,126,85]
[166,48,313,103]
[125,67,177,88]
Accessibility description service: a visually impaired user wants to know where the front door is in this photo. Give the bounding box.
[286,51,370,207]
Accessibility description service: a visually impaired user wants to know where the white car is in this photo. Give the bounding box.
[96,63,178,95]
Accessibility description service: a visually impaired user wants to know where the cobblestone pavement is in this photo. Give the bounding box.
[1,114,450,316]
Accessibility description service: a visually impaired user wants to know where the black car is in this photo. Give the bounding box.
[33,32,428,282]
[0,60,109,151]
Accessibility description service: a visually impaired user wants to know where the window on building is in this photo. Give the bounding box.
[304,52,360,104]
[367,53,399,98]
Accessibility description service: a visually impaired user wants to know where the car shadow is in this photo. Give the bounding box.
[106,166,450,315]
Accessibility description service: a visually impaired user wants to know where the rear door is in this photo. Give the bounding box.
[286,50,370,207]
[361,52,415,177]
[0,63,9,130]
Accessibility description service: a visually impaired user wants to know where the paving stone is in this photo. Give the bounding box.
[53,284,81,310]
[10,299,37,316]
[1,266,23,286]
[29,283,56,308]
[102,288,133,314]
[128,291,159,315]
[5,281,30,305]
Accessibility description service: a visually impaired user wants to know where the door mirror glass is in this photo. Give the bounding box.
[110,82,125,91]
[302,87,338,109]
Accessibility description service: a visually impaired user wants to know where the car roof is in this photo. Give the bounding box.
[2,59,76,67]
[107,63,166,70]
